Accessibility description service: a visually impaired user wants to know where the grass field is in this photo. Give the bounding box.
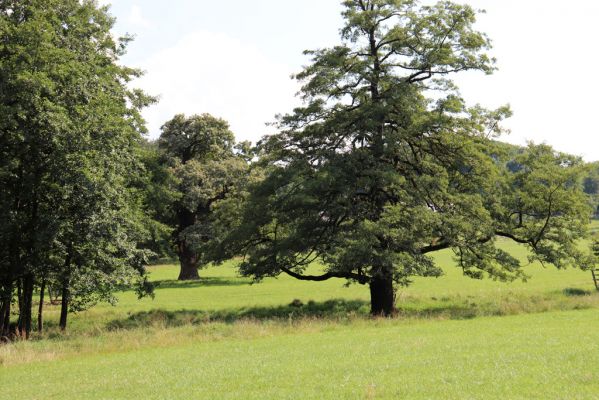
[2,240,599,399]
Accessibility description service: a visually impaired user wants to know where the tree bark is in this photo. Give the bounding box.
[0,280,12,337]
[16,278,22,332]
[0,299,8,338]
[37,278,46,334]
[369,274,395,317]
[59,278,70,331]
[177,241,200,281]
[2,299,10,339]
[0,300,6,337]
[18,274,34,339]
[175,207,200,281]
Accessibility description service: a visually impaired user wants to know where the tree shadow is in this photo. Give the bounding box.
[395,304,481,320]
[153,277,251,289]
[107,299,370,330]
[106,299,499,331]
[563,287,593,297]
[105,290,599,332]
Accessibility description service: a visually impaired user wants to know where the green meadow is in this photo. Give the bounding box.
[2,239,599,399]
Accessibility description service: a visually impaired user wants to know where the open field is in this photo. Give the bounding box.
[4,310,599,399]
[2,240,599,399]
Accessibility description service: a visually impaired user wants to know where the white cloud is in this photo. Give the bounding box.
[134,31,300,143]
[127,4,150,28]
[455,0,599,161]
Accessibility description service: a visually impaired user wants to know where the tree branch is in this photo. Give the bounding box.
[494,231,531,245]
[278,265,369,284]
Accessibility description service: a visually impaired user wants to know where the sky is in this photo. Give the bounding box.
[99,0,599,161]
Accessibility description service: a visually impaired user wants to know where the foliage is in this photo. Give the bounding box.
[0,0,154,335]
[490,144,592,270]
[582,161,599,217]
[132,140,180,260]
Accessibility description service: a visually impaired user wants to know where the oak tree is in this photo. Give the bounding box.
[158,114,249,280]
[218,0,592,315]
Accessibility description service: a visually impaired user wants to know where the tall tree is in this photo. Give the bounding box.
[216,0,592,316]
[158,114,248,280]
[0,0,153,337]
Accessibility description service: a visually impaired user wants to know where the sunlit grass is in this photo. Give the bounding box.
[3,310,599,399]
[1,237,599,398]
[45,238,596,335]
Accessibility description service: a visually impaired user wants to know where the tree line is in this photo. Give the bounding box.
[0,0,595,340]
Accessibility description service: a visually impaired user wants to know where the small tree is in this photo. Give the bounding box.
[217,0,592,315]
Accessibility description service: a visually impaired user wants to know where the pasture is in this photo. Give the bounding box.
[2,240,599,399]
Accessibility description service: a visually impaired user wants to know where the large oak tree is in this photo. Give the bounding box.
[158,114,249,280]
[217,0,592,315]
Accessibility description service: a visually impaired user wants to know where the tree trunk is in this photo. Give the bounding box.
[369,275,395,317]
[59,278,69,331]
[18,274,34,339]
[2,300,10,339]
[175,206,200,281]
[0,280,12,337]
[0,300,6,337]
[16,278,22,332]
[38,278,46,334]
[0,299,8,338]
[177,242,200,281]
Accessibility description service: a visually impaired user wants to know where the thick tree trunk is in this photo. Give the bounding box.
[369,275,395,317]
[177,242,200,281]
[175,206,200,281]
[38,278,45,334]
[59,278,69,331]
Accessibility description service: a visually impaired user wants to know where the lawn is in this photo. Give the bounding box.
[1,240,599,399]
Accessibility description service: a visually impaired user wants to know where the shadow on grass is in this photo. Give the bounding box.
[107,288,599,331]
[563,288,593,297]
[153,277,251,289]
[396,305,481,320]
[106,299,516,331]
[107,299,371,330]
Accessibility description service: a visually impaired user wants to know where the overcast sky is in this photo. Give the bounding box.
[100,0,599,161]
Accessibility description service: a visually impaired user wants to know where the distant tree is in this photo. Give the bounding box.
[583,174,599,196]
[0,0,154,337]
[216,0,592,316]
[581,161,599,218]
[158,114,249,280]
[488,143,591,270]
